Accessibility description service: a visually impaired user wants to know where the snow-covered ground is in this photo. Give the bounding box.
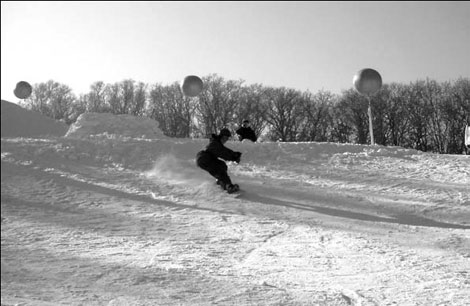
[1,100,469,306]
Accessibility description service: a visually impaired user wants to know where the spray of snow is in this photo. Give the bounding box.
[146,154,209,186]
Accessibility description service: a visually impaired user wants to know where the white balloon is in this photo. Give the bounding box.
[181,75,203,97]
[14,81,33,99]
[353,69,382,95]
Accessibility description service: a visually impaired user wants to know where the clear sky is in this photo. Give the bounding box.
[2,1,470,103]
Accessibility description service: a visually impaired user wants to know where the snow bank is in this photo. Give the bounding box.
[1,100,68,138]
[5,106,458,186]
[65,112,168,140]
[228,140,422,167]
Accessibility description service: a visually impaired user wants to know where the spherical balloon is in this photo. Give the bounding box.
[181,75,203,97]
[14,81,33,99]
[353,68,382,95]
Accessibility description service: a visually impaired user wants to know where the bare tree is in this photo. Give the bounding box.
[69,94,87,123]
[147,83,195,138]
[24,80,76,124]
[431,78,470,153]
[131,82,147,116]
[299,90,335,142]
[451,78,470,153]
[336,89,369,144]
[18,74,469,152]
[108,83,122,114]
[195,74,243,136]
[264,87,305,142]
[106,79,138,115]
[381,83,411,146]
[121,79,135,114]
[85,81,107,112]
[405,81,433,151]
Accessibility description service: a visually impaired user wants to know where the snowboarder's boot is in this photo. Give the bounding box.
[226,184,240,194]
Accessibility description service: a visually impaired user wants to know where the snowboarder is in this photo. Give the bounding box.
[196,128,242,193]
[236,119,257,142]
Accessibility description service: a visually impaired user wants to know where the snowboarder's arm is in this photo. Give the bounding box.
[206,141,239,161]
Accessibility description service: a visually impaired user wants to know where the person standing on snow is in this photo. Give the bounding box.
[196,128,242,193]
[465,123,470,155]
[236,120,257,142]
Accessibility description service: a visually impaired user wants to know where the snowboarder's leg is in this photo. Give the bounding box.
[197,156,233,189]
[209,162,232,190]
[208,160,239,192]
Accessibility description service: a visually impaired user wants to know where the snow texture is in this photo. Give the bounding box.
[1,99,469,305]
[1,100,68,138]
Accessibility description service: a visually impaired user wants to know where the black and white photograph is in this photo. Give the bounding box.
[2,2,469,305]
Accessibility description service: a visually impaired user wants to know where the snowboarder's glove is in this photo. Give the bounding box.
[234,152,242,164]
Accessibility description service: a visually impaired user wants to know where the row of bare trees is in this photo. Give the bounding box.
[19,74,469,154]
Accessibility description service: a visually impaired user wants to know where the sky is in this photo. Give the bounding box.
[2,1,470,103]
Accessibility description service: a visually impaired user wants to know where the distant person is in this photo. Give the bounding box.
[236,120,257,142]
[465,124,470,155]
[196,128,241,193]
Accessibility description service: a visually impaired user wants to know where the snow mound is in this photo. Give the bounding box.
[230,140,422,166]
[1,100,68,138]
[65,112,167,139]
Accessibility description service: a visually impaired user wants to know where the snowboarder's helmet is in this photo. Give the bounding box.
[219,128,231,137]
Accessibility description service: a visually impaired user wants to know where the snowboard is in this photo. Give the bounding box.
[227,183,240,194]
[216,181,241,196]
[227,185,242,198]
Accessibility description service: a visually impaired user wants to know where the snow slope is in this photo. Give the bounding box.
[1,100,68,138]
[1,102,469,305]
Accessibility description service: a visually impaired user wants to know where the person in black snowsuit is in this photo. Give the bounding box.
[236,120,257,142]
[196,128,242,193]
[465,123,470,155]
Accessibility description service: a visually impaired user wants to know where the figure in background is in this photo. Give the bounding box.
[465,123,470,155]
[236,120,257,142]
